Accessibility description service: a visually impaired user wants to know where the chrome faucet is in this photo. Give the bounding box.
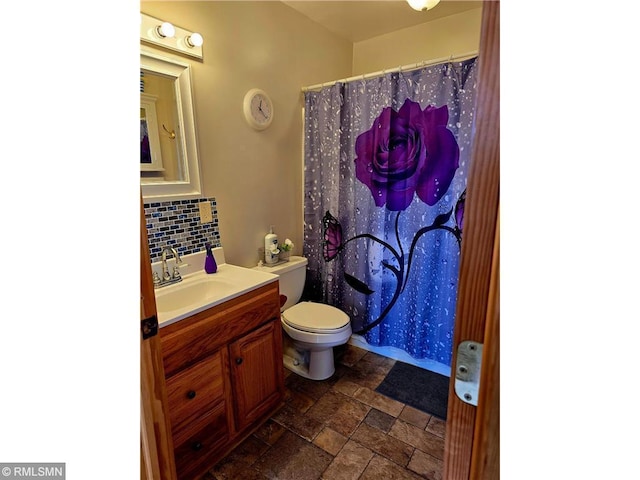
[154,246,184,288]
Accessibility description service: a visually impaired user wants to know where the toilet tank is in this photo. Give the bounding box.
[255,256,308,311]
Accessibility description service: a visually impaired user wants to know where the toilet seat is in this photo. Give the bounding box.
[282,301,350,334]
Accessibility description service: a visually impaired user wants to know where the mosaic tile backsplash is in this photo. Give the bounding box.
[144,197,222,263]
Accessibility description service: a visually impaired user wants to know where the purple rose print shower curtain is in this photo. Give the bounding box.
[303,57,478,368]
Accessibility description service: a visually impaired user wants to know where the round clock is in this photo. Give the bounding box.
[243,88,274,130]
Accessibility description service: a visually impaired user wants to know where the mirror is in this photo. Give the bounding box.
[140,47,202,201]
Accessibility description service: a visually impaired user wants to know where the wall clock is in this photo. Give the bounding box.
[243,88,274,130]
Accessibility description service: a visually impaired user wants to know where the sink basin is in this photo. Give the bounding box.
[154,263,278,328]
[155,277,239,313]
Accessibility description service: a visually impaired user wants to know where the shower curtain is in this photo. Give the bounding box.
[302,57,478,368]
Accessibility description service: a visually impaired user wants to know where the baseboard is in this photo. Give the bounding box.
[348,335,451,377]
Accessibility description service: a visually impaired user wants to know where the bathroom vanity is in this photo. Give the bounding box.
[155,253,284,479]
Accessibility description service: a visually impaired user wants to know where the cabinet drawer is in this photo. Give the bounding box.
[173,401,229,480]
[165,350,225,441]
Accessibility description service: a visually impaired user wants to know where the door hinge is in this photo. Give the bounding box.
[454,340,483,406]
[141,314,158,340]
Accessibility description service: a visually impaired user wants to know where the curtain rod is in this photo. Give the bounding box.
[301,50,478,92]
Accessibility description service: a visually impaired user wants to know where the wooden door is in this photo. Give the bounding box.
[443,2,500,479]
[140,197,178,480]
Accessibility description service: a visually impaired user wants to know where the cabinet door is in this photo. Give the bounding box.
[229,320,284,431]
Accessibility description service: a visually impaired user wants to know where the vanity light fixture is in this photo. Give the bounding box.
[406,0,441,11]
[156,22,176,39]
[186,33,204,48]
[140,13,203,60]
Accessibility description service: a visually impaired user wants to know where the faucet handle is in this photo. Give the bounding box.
[152,271,161,286]
[172,266,182,280]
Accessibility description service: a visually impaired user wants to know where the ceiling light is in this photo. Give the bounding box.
[407,0,441,12]
[156,22,175,38]
[186,33,204,48]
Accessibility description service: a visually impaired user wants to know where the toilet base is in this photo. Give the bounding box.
[282,344,336,381]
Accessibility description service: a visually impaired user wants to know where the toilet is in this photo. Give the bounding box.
[254,256,352,380]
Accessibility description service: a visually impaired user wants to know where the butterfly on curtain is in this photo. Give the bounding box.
[322,211,343,261]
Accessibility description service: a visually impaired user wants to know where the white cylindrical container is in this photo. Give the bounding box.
[264,225,279,264]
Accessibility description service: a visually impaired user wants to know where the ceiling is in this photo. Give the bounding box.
[281,0,483,43]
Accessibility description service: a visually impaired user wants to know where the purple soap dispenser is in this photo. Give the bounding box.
[204,243,217,274]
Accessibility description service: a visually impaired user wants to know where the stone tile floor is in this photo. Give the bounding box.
[201,344,446,480]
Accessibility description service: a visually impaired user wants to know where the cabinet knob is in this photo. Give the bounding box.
[192,442,202,451]
[186,390,196,399]
[235,357,243,365]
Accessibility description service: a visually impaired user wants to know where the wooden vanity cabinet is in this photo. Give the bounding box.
[159,282,284,480]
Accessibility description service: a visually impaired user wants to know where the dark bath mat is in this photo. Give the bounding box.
[375,361,450,420]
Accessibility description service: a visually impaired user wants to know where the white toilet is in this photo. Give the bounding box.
[255,256,352,380]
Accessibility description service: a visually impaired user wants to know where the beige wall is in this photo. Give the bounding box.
[142,1,353,267]
[352,7,482,75]
[141,2,482,268]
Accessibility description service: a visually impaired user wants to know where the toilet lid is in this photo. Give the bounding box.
[282,302,350,332]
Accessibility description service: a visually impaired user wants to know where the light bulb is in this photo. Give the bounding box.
[156,22,175,38]
[186,32,204,47]
[406,0,440,11]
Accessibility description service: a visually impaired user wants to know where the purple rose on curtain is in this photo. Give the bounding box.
[322,100,464,335]
[354,99,460,211]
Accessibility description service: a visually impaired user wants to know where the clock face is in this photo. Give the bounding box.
[244,89,273,130]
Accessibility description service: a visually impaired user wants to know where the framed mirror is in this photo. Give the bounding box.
[140,47,202,201]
